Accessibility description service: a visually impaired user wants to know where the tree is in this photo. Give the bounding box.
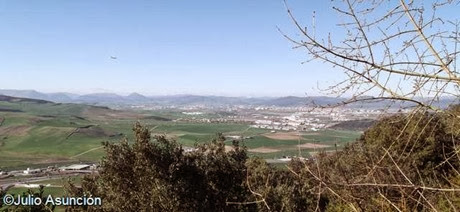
[282,0,459,114]
[65,122,254,212]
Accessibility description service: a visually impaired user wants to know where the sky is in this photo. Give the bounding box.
[0,1,362,96]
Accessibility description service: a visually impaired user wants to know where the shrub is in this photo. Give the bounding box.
[306,111,460,211]
[66,123,253,212]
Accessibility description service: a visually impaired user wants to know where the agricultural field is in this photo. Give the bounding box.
[148,122,360,159]
[0,97,362,170]
[241,130,360,159]
[0,98,143,169]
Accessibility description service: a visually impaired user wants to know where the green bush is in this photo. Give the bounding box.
[311,111,460,211]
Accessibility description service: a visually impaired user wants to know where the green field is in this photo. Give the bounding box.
[0,98,361,170]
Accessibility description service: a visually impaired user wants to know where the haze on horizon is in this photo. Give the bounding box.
[0,1,352,97]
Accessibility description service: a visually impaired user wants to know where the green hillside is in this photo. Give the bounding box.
[0,96,142,169]
[0,95,361,169]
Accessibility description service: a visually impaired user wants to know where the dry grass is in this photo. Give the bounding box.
[297,143,330,149]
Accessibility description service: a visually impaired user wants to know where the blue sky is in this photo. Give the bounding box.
[0,1,344,96]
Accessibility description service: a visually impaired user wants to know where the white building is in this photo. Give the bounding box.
[23,168,41,175]
[60,164,91,171]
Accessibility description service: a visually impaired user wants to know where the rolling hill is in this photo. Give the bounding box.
[0,95,145,169]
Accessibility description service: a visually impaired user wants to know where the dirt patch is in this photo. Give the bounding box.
[78,127,108,137]
[0,125,31,136]
[262,132,303,140]
[248,147,280,153]
[28,117,47,124]
[297,143,331,149]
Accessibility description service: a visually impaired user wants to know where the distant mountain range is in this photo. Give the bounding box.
[0,94,53,104]
[0,89,457,108]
